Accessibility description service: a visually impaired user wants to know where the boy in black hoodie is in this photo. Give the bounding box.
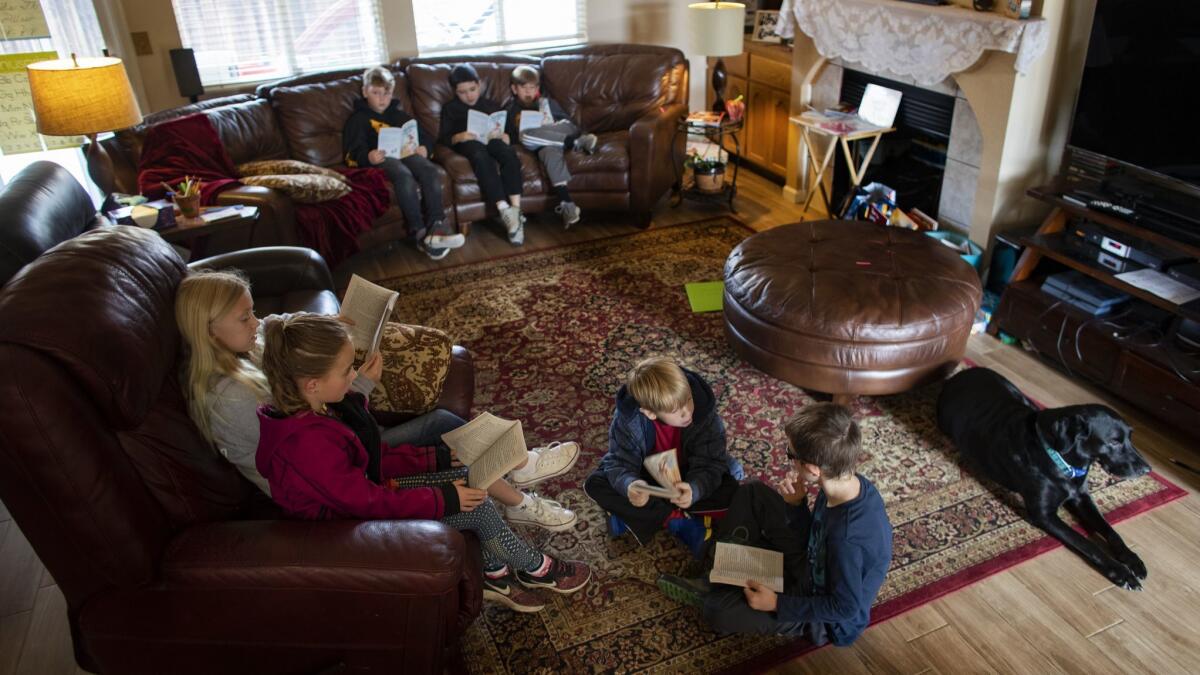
[439,64,526,246]
[504,65,597,229]
[343,66,464,260]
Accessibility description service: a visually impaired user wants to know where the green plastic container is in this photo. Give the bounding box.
[925,230,982,269]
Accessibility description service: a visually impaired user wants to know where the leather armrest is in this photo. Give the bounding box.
[436,346,475,420]
[190,246,334,297]
[214,185,299,247]
[628,102,687,214]
[162,519,465,594]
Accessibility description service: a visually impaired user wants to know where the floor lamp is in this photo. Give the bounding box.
[26,55,144,197]
[688,1,746,112]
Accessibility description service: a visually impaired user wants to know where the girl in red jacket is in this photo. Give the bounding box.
[255,312,590,612]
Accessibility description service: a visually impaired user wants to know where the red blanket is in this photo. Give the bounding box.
[137,113,390,267]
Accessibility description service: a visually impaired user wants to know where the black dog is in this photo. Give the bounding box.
[937,367,1151,590]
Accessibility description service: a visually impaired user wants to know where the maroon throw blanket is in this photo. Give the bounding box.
[137,113,390,267]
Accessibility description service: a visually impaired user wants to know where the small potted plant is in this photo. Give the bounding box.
[686,150,726,193]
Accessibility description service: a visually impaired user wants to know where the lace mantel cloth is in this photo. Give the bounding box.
[776,0,1049,86]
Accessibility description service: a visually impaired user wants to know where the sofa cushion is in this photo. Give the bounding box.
[270,73,408,168]
[241,174,352,204]
[541,46,687,134]
[564,130,629,174]
[0,162,105,288]
[237,159,349,183]
[405,56,539,142]
[205,99,291,166]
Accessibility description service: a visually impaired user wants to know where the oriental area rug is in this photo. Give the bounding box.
[378,216,1185,674]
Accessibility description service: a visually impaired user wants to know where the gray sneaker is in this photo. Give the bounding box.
[500,205,525,245]
[424,232,465,249]
[418,242,450,260]
[573,133,598,155]
[555,201,581,229]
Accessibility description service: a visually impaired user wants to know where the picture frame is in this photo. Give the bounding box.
[751,10,782,44]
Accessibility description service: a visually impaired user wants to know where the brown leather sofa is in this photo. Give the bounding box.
[91,44,688,256]
[0,162,481,674]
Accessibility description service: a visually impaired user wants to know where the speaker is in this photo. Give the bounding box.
[169,48,204,102]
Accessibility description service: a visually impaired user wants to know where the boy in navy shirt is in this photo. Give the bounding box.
[658,403,893,646]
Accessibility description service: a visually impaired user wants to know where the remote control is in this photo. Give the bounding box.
[1088,200,1136,217]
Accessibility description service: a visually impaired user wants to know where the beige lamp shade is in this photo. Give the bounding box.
[27,57,143,137]
[688,2,746,57]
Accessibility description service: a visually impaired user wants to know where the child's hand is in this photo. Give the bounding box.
[670,482,693,509]
[778,469,806,505]
[499,132,511,144]
[449,448,464,467]
[452,131,478,144]
[744,580,778,612]
[368,149,386,165]
[415,146,428,158]
[453,480,487,511]
[627,480,651,507]
[358,351,383,383]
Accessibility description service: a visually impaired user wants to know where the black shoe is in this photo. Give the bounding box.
[418,242,450,260]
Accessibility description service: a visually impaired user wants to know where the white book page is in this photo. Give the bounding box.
[489,111,507,138]
[465,421,526,489]
[642,449,682,499]
[340,274,398,354]
[709,542,785,593]
[467,109,492,140]
[520,110,550,132]
[1115,269,1200,305]
[378,120,419,159]
[858,83,902,129]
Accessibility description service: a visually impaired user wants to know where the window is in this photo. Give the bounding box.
[169,0,387,87]
[413,0,586,55]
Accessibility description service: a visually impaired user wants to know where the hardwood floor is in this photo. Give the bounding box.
[2,171,1197,674]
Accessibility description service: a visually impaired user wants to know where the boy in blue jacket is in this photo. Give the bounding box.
[584,356,741,555]
[657,403,893,647]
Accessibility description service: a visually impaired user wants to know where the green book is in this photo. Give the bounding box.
[685,281,725,313]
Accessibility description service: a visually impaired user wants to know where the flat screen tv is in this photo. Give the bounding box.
[1068,0,1200,197]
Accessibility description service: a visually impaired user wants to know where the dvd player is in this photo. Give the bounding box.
[1041,271,1131,315]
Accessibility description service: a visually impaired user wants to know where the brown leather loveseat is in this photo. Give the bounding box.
[92,44,688,257]
[0,162,482,674]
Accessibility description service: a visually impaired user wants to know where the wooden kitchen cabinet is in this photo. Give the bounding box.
[707,39,792,181]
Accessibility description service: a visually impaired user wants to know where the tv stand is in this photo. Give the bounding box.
[988,184,1200,437]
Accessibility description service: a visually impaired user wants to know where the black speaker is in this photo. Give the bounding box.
[169,48,204,102]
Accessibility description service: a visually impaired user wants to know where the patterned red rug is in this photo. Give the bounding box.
[380,217,1185,674]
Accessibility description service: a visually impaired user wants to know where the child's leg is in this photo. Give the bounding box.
[485,139,524,206]
[536,146,571,198]
[453,140,507,208]
[399,154,447,231]
[687,472,740,514]
[702,586,811,637]
[378,157,427,243]
[442,499,544,572]
[583,470,674,544]
[715,481,806,587]
[380,408,464,448]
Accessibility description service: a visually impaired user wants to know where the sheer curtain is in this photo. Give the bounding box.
[413,0,587,55]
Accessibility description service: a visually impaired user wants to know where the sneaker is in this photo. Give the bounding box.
[506,494,578,532]
[509,441,581,488]
[573,133,598,155]
[483,569,546,613]
[555,201,581,229]
[500,205,525,245]
[424,232,465,250]
[656,573,709,608]
[418,242,450,260]
[517,557,592,594]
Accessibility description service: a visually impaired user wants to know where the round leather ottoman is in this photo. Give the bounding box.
[723,220,982,397]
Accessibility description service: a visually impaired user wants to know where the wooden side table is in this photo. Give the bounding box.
[792,115,894,218]
[156,205,260,260]
[671,118,743,213]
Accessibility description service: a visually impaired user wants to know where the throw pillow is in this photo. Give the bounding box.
[364,322,453,416]
[236,159,348,183]
[240,174,351,204]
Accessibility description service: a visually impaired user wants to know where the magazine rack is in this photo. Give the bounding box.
[792,115,894,218]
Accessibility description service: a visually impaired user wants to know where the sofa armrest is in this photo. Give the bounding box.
[628,102,687,214]
[190,246,334,297]
[214,185,299,248]
[436,346,475,420]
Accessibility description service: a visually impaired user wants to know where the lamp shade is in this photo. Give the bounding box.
[688,2,746,57]
[27,57,143,136]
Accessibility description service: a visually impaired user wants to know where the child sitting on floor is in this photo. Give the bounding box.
[657,403,893,646]
[503,65,597,229]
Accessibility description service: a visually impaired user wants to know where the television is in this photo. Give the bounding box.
[1067,0,1200,201]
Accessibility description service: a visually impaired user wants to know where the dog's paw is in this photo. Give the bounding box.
[1102,563,1143,591]
[1114,549,1148,580]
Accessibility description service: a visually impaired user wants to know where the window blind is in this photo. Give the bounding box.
[413,0,587,55]
[170,0,387,86]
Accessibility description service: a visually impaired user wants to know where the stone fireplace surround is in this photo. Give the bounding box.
[777,0,1097,263]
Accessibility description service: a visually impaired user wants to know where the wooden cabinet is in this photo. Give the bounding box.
[707,40,792,181]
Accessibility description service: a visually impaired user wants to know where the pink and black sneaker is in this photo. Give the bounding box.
[516,555,592,594]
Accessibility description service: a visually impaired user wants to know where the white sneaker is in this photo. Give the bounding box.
[509,441,580,488]
[500,205,525,246]
[424,232,465,249]
[506,494,578,532]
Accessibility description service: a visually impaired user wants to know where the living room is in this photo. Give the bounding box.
[0,1,1198,674]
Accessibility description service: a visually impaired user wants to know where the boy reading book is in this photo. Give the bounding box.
[583,356,742,557]
[657,403,893,646]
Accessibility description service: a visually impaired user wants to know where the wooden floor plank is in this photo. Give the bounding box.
[0,612,32,675]
[908,625,999,675]
[1088,619,1193,675]
[1009,549,1123,635]
[772,643,873,675]
[849,618,935,675]
[930,587,1066,674]
[14,586,76,675]
[885,605,948,642]
[0,522,43,618]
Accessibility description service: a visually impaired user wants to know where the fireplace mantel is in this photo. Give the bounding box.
[777,0,1049,86]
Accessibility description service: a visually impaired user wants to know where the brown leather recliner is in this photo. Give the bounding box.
[0,162,482,674]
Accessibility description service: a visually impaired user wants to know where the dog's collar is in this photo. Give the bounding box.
[1045,446,1089,479]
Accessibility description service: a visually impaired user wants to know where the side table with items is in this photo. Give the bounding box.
[157,205,261,260]
[672,116,743,213]
[792,113,895,219]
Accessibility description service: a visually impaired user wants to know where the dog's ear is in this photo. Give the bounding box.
[1035,407,1088,453]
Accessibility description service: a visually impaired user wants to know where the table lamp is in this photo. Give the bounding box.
[27,55,144,194]
[688,1,745,112]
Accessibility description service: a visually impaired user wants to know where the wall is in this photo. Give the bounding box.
[113,0,705,115]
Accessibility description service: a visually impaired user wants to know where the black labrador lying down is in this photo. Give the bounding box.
[937,367,1151,590]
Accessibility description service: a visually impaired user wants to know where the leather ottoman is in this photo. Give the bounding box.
[723,220,982,399]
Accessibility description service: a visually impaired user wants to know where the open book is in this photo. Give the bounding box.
[467,109,507,140]
[340,274,397,355]
[639,449,683,499]
[440,412,528,489]
[709,542,785,593]
[378,120,420,159]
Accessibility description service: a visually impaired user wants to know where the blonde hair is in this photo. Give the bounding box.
[260,313,351,416]
[510,65,540,86]
[362,65,395,92]
[627,356,691,414]
[784,403,862,477]
[176,270,270,442]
